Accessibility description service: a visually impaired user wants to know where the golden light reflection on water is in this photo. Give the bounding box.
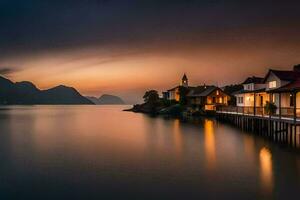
[204,119,216,170]
[259,147,273,196]
[243,135,255,162]
[173,119,183,156]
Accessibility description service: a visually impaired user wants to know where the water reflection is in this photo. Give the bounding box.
[259,147,273,196]
[243,135,255,162]
[204,119,216,170]
[173,119,183,157]
[0,106,299,199]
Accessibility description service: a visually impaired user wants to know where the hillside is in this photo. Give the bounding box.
[86,94,125,105]
[0,76,93,105]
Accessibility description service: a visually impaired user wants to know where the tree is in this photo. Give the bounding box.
[264,101,277,115]
[143,90,159,104]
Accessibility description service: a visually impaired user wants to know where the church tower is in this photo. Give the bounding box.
[181,73,188,87]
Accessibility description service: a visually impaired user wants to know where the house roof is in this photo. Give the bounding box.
[167,85,194,92]
[242,76,264,84]
[234,88,266,95]
[263,69,300,82]
[182,73,188,80]
[167,85,180,91]
[187,85,220,97]
[269,79,300,93]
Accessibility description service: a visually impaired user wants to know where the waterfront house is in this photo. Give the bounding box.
[264,65,300,117]
[223,65,300,118]
[187,85,231,111]
[164,74,195,101]
[234,76,269,114]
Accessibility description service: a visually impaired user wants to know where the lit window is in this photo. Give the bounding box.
[237,97,244,104]
[219,97,223,103]
[269,81,277,88]
[216,90,219,95]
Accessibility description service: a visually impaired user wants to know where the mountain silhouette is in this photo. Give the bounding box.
[86,94,125,105]
[0,76,93,105]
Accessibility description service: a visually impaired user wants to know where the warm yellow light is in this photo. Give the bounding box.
[207,97,212,104]
[259,147,273,195]
[204,119,216,170]
[205,105,215,110]
[218,97,223,103]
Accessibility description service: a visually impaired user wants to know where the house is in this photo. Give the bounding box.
[187,85,231,111]
[263,65,300,116]
[164,74,194,101]
[234,76,269,114]
[231,65,300,117]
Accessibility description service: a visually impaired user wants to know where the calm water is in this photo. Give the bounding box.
[0,106,299,199]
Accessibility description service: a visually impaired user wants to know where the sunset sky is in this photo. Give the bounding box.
[1,0,300,103]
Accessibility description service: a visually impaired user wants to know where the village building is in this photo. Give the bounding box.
[230,65,300,117]
[234,76,269,114]
[187,85,231,111]
[163,74,194,101]
[264,65,300,117]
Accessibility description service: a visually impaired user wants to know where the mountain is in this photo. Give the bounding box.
[0,76,15,103]
[38,85,92,105]
[86,94,125,105]
[86,96,101,104]
[0,76,93,105]
[98,94,125,104]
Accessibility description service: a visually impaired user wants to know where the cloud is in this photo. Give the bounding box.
[1,0,300,58]
[0,67,17,75]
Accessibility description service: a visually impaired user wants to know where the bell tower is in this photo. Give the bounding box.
[181,73,188,87]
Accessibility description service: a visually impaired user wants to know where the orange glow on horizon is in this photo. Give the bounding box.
[2,39,300,103]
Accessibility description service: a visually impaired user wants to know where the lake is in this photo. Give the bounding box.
[0,105,299,199]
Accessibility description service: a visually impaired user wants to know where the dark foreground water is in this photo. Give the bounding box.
[0,106,299,199]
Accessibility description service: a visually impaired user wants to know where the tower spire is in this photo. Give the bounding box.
[181,73,188,87]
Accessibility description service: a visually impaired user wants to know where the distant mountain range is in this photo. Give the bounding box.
[0,76,93,105]
[86,94,125,105]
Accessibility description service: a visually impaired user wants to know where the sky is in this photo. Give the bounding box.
[0,0,300,103]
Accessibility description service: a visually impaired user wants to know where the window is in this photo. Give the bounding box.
[244,84,252,91]
[218,97,223,103]
[238,97,244,104]
[269,81,277,88]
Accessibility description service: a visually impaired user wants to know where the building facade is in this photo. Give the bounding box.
[187,85,230,111]
[232,65,300,117]
[264,66,300,116]
[234,77,269,113]
[164,74,194,101]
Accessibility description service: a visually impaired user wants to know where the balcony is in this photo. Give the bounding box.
[217,106,300,122]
